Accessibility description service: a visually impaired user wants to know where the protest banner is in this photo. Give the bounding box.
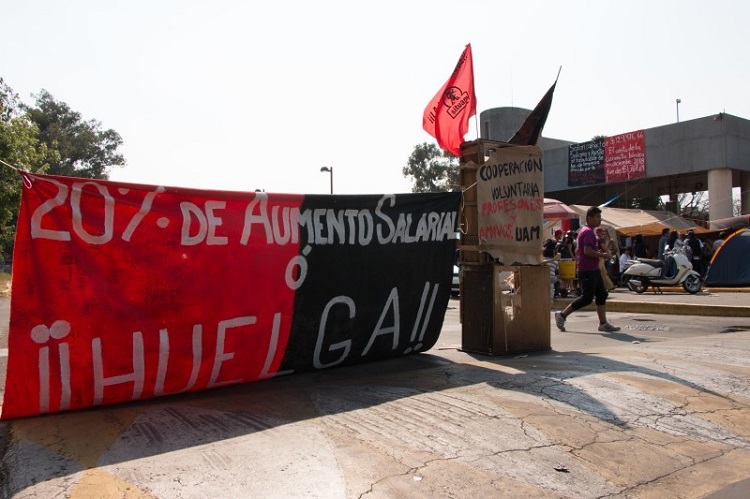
[2,173,460,419]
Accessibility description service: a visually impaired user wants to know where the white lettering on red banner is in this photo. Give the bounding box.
[2,173,460,419]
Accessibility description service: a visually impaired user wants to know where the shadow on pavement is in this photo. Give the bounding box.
[2,342,733,495]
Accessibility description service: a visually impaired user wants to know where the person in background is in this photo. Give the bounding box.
[556,231,576,296]
[663,230,682,277]
[619,246,632,275]
[554,229,564,244]
[685,230,704,277]
[713,231,728,251]
[543,239,560,302]
[596,227,616,291]
[555,206,620,333]
[556,231,575,259]
[633,234,648,258]
[657,228,670,260]
[604,227,620,280]
[666,230,682,252]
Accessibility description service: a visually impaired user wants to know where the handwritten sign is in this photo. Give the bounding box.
[605,130,646,182]
[568,130,646,186]
[476,146,544,265]
[568,139,605,186]
[2,173,460,419]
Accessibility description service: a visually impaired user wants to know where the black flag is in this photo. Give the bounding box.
[508,79,557,146]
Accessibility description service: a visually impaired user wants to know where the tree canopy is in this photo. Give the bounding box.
[0,79,58,261]
[24,89,125,179]
[0,79,125,262]
[402,142,459,193]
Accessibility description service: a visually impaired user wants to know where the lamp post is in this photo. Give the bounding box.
[320,166,333,194]
[676,98,681,123]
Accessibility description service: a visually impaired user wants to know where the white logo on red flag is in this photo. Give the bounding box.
[422,44,476,156]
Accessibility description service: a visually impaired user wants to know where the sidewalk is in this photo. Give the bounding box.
[554,287,750,317]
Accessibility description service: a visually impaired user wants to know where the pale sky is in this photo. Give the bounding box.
[3,0,749,196]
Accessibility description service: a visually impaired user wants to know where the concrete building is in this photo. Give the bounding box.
[480,107,750,228]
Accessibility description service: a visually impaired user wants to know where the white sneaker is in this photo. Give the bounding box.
[598,322,620,332]
[555,312,566,332]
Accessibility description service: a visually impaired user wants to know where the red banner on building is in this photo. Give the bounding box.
[604,130,646,182]
[2,173,460,419]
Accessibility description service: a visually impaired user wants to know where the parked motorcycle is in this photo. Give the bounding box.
[622,247,703,294]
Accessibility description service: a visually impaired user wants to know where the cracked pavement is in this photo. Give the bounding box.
[2,298,750,498]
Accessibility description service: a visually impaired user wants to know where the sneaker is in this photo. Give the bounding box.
[598,322,620,332]
[555,311,566,332]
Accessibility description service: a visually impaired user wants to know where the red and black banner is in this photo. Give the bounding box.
[2,173,460,419]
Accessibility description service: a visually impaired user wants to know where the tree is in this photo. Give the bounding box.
[0,79,58,261]
[24,89,125,179]
[628,196,663,210]
[677,191,709,224]
[402,142,460,193]
[0,81,126,263]
[733,188,742,216]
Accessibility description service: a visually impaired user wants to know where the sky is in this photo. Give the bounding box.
[2,0,749,196]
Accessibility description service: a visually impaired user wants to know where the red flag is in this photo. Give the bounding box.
[423,44,476,156]
[508,80,557,146]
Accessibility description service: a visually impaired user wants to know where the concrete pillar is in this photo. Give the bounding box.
[742,172,750,215]
[708,168,733,229]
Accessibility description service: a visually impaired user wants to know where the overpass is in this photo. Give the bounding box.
[480,108,750,228]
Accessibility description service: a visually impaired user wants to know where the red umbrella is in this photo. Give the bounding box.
[544,198,579,221]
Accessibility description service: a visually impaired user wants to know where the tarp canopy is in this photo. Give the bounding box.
[570,205,708,237]
[543,198,579,221]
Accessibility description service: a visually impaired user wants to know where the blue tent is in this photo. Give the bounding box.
[705,229,750,287]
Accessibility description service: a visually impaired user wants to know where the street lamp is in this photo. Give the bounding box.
[320,166,333,194]
[676,98,681,123]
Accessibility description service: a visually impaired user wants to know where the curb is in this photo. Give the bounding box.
[646,287,750,293]
[606,300,750,317]
[552,297,750,317]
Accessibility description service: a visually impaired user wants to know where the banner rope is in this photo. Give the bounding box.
[0,158,22,172]
[458,189,467,235]
[457,181,477,235]
[0,158,33,188]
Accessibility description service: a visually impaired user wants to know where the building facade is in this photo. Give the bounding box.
[480,107,750,228]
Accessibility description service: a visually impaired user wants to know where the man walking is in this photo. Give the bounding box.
[555,206,620,333]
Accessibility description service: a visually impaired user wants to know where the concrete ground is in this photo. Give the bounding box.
[1,291,750,498]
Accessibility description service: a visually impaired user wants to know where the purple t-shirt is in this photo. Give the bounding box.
[576,225,600,272]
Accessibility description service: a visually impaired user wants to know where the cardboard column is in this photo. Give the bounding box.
[458,139,551,355]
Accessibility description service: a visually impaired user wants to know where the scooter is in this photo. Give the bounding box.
[622,247,703,294]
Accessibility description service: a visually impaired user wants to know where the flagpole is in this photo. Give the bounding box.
[474,49,480,141]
